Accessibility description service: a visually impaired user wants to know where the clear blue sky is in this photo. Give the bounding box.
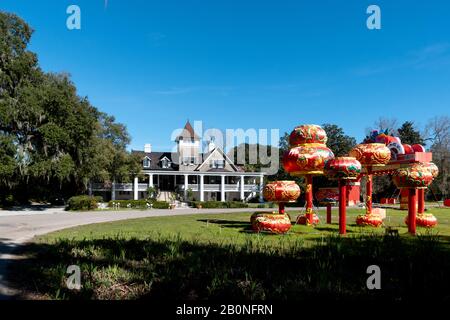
[2,0,450,151]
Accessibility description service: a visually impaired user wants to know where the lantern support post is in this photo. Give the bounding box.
[279,202,285,215]
[326,204,332,224]
[418,189,425,214]
[338,180,347,235]
[408,188,417,235]
[305,174,314,224]
[366,167,373,215]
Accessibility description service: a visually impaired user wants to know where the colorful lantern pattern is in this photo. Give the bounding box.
[349,143,391,166]
[283,145,335,176]
[250,212,292,234]
[315,188,339,203]
[392,162,436,189]
[405,213,438,228]
[289,124,327,146]
[356,214,383,227]
[324,157,362,180]
[263,181,300,203]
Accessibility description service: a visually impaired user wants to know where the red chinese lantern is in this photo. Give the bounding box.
[324,157,362,234]
[250,213,292,234]
[350,143,390,227]
[356,214,383,227]
[283,124,334,225]
[253,181,300,234]
[349,143,391,166]
[393,162,439,232]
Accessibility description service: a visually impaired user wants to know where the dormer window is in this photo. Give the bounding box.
[143,157,151,168]
[160,157,171,169]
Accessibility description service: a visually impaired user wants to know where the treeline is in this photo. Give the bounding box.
[0,12,140,205]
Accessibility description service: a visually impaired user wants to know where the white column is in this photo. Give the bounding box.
[221,175,226,202]
[240,175,245,201]
[199,175,204,202]
[259,174,264,202]
[111,181,116,201]
[184,174,188,200]
[133,176,139,200]
[148,174,154,187]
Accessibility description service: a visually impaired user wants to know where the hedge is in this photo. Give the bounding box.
[108,200,170,209]
[192,201,249,209]
[67,195,101,211]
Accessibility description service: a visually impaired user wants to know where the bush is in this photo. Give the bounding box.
[108,200,150,209]
[107,200,170,209]
[151,201,170,209]
[67,195,99,211]
[191,201,248,209]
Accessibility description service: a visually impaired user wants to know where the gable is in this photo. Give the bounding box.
[196,148,239,172]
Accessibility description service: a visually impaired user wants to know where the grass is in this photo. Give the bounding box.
[8,207,450,301]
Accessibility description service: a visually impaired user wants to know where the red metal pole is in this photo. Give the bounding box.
[339,180,347,235]
[366,170,373,215]
[279,202,285,215]
[418,189,425,214]
[305,175,313,224]
[326,204,332,224]
[408,188,417,235]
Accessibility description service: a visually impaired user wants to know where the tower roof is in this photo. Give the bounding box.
[175,121,201,141]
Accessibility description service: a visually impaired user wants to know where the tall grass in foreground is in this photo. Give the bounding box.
[10,231,450,301]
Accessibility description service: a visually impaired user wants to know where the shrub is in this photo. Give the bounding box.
[151,201,170,209]
[108,200,150,209]
[67,195,99,211]
[191,201,248,209]
[107,200,170,209]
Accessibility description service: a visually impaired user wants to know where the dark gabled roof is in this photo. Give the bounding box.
[132,150,179,171]
[175,121,201,141]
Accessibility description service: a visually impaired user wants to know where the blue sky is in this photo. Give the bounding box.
[2,0,450,151]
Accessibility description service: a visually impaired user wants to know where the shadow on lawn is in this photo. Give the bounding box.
[197,219,252,231]
[4,232,450,301]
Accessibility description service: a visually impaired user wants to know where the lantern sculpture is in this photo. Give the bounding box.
[417,162,439,218]
[315,188,339,224]
[393,162,438,233]
[324,157,362,234]
[251,181,301,234]
[283,124,334,225]
[349,143,391,226]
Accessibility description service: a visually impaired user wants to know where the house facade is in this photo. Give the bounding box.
[91,121,266,202]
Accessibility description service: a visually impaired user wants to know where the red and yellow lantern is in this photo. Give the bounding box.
[283,124,334,226]
[349,143,391,166]
[263,181,301,203]
[356,214,383,227]
[250,212,292,234]
[394,162,439,231]
[324,157,362,234]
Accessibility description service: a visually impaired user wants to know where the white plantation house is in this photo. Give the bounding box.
[91,121,267,202]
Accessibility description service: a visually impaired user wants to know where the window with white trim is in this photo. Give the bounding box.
[143,157,151,168]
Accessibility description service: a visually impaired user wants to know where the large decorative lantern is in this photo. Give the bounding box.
[315,188,339,224]
[393,162,439,231]
[250,213,292,234]
[324,157,362,234]
[283,124,335,225]
[349,143,390,226]
[263,181,301,215]
[349,143,391,166]
[252,181,301,234]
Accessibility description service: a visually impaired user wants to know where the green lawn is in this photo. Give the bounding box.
[10,207,450,301]
[37,207,450,246]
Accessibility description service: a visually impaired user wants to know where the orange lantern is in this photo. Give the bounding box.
[283,124,335,225]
